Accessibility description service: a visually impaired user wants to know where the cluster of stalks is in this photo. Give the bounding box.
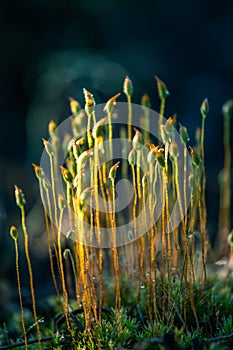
[9,76,232,342]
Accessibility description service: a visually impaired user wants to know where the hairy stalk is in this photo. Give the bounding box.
[171,156,180,265]
[9,226,28,350]
[50,154,59,228]
[147,159,159,327]
[152,147,167,323]
[57,195,70,329]
[92,120,107,321]
[200,99,209,283]
[72,199,86,317]
[128,150,139,304]
[142,175,153,325]
[44,185,61,281]
[159,167,166,324]
[129,149,137,240]
[73,169,92,328]
[78,239,91,329]
[198,182,207,283]
[109,162,121,334]
[15,190,41,349]
[87,194,99,323]
[171,147,189,322]
[164,171,173,326]
[188,174,196,284]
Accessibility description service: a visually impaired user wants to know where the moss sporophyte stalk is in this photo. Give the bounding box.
[7,77,233,350]
[14,185,42,349]
[9,225,28,349]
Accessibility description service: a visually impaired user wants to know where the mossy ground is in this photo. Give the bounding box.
[1,273,233,349]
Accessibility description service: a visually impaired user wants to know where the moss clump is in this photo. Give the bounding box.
[2,77,233,349]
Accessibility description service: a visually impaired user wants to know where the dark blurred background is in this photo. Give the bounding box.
[0,0,233,322]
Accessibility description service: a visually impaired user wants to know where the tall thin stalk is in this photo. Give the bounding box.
[9,226,28,350]
[14,186,41,349]
[200,98,209,283]
[128,149,137,239]
[57,194,70,328]
[92,118,108,321]
[109,162,121,333]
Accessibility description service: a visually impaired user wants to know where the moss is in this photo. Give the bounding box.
[3,77,233,349]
